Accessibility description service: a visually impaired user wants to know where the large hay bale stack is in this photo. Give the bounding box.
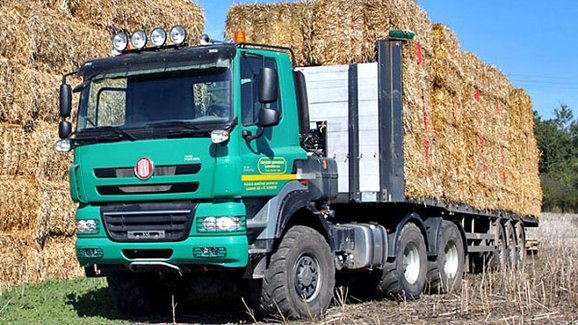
[0,0,204,288]
[225,1,541,216]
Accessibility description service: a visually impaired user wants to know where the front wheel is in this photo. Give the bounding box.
[252,225,335,320]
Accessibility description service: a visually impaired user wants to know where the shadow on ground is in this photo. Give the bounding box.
[65,287,252,324]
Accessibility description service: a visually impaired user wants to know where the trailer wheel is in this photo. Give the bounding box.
[504,221,518,270]
[107,272,157,315]
[514,221,526,269]
[490,221,507,271]
[426,221,465,294]
[375,223,426,300]
[252,225,335,320]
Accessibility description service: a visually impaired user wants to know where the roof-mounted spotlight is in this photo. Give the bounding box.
[131,30,147,50]
[112,32,128,55]
[150,27,167,47]
[169,25,187,46]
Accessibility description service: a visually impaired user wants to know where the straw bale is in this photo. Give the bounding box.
[0,3,107,73]
[0,177,40,232]
[39,236,82,281]
[365,0,433,55]
[0,122,71,181]
[307,0,372,66]
[431,23,464,90]
[36,180,76,241]
[67,0,204,38]
[226,2,313,66]
[0,231,42,288]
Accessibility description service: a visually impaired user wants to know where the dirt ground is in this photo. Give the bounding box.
[136,213,578,324]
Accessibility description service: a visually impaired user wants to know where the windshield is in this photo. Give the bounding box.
[77,61,232,133]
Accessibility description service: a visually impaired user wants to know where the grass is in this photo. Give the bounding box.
[0,277,132,325]
[1,214,577,324]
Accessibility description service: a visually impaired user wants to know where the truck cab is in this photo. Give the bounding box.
[58,28,340,319]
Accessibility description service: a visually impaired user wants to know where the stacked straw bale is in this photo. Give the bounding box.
[225,1,541,216]
[226,2,313,66]
[0,0,204,288]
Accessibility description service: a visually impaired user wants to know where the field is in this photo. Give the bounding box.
[0,214,576,324]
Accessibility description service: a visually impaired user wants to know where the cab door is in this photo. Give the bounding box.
[237,51,306,197]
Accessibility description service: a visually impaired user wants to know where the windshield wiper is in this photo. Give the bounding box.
[145,120,202,129]
[79,126,137,141]
[145,121,208,138]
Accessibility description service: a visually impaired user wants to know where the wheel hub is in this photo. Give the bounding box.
[444,241,459,278]
[294,255,321,301]
[403,243,420,284]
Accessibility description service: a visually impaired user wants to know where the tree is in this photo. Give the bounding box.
[534,105,578,212]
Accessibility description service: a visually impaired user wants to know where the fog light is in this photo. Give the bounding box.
[193,247,226,258]
[77,248,103,259]
[77,219,99,234]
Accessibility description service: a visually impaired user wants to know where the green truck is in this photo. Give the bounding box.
[56,27,537,319]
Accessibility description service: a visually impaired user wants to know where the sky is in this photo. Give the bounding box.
[196,0,578,120]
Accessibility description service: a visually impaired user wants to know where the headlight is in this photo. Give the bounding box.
[150,27,167,47]
[200,216,242,232]
[131,30,147,50]
[169,25,187,45]
[211,130,230,144]
[112,32,128,54]
[77,219,99,234]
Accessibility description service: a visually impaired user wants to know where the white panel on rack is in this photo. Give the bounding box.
[298,65,350,193]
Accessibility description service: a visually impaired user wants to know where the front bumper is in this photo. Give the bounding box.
[76,235,249,268]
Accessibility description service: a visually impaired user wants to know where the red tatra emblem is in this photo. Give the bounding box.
[134,157,153,180]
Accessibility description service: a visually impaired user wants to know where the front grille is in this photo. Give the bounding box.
[94,164,201,178]
[101,202,196,242]
[97,182,199,195]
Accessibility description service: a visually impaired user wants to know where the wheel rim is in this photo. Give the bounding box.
[294,254,321,302]
[515,223,526,267]
[444,240,459,279]
[403,242,420,284]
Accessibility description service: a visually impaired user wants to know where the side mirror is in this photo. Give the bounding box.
[259,67,278,104]
[59,120,72,139]
[258,108,280,127]
[60,83,72,118]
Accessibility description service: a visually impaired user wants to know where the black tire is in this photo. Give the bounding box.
[490,221,507,271]
[514,221,526,270]
[375,223,427,301]
[107,272,159,315]
[425,221,465,294]
[252,225,335,320]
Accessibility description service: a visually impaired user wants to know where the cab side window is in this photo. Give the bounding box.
[240,55,281,126]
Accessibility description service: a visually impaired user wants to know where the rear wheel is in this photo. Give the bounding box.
[252,225,335,320]
[375,223,427,300]
[504,221,518,270]
[490,221,507,271]
[426,221,465,293]
[514,221,526,269]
